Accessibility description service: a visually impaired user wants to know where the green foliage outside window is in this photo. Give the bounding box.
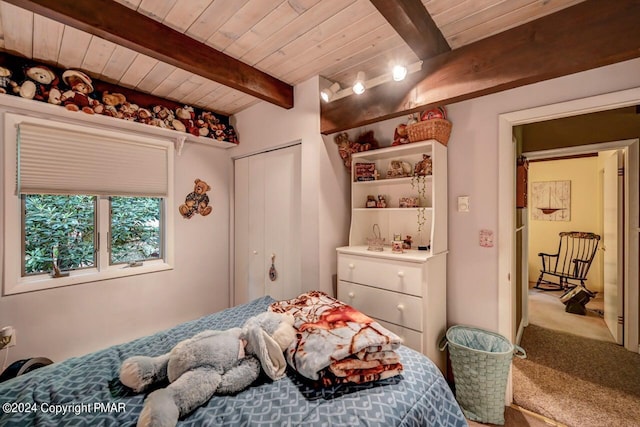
[110,197,161,264]
[24,195,95,274]
[23,195,162,275]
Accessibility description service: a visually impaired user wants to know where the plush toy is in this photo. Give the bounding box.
[16,65,61,104]
[174,105,198,135]
[102,91,127,118]
[179,178,212,218]
[152,105,176,129]
[0,66,17,94]
[60,70,98,114]
[334,132,374,169]
[120,311,296,427]
[392,123,409,146]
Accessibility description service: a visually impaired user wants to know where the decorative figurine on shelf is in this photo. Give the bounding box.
[387,160,412,178]
[179,178,213,219]
[403,235,413,250]
[392,123,409,146]
[61,70,100,114]
[334,131,376,169]
[376,195,387,208]
[392,240,404,254]
[366,195,377,208]
[414,154,432,176]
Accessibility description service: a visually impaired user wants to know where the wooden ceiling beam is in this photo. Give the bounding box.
[369,0,450,60]
[322,0,640,134]
[4,0,294,109]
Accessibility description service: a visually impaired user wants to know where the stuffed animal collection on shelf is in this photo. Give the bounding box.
[0,60,239,144]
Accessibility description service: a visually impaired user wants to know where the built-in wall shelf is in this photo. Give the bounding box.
[0,94,237,153]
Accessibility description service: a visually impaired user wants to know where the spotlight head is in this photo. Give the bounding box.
[320,82,341,103]
[353,71,366,95]
[392,65,408,81]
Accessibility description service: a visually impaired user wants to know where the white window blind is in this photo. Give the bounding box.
[17,119,171,197]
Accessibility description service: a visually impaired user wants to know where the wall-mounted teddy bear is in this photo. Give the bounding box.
[179,178,212,219]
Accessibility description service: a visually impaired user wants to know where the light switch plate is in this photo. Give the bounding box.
[458,196,470,212]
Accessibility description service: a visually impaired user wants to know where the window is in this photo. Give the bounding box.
[4,113,174,295]
[23,194,96,275]
[109,196,162,265]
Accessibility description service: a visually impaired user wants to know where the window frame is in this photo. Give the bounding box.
[3,113,175,295]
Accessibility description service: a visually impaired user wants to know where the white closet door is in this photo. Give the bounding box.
[234,144,301,304]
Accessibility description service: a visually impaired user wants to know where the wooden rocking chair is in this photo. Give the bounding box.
[534,231,601,292]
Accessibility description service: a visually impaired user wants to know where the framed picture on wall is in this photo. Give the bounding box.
[531,180,571,221]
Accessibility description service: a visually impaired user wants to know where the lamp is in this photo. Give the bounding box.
[320,82,341,103]
[352,71,366,95]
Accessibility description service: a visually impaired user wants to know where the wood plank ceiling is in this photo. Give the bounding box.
[0,0,589,117]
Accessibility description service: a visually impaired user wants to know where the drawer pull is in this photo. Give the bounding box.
[348,263,355,270]
[397,271,405,278]
[397,303,405,311]
[348,292,355,298]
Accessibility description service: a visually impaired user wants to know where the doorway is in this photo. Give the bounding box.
[497,87,640,402]
[520,150,625,346]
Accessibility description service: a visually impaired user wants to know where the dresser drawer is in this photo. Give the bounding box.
[338,253,423,296]
[376,319,422,352]
[338,281,423,331]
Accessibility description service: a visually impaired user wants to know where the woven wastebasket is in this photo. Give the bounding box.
[439,326,526,425]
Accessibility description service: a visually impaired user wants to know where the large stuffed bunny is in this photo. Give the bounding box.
[119,311,296,427]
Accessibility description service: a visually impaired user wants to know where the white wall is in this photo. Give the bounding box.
[0,114,232,363]
[447,58,640,332]
[231,76,350,297]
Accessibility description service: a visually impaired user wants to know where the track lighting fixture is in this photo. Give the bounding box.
[320,61,423,103]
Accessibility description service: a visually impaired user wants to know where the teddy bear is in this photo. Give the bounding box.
[101,91,127,118]
[16,65,62,104]
[119,101,140,121]
[179,178,212,218]
[60,69,99,114]
[0,66,17,94]
[334,132,374,169]
[174,105,198,135]
[119,311,296,427]
[414,154,432,176]
[392,123,409,146]
[151,105,176,129]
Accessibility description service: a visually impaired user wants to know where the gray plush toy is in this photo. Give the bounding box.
[119,311,296,427]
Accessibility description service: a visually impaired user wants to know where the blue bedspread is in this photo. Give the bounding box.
[0,296,467,426]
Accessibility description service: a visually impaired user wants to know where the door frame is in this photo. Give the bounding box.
[498,87,640,401]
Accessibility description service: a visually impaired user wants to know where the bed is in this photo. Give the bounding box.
[0,296,467,426]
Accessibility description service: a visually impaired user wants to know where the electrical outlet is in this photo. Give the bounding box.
[0,326,16,349]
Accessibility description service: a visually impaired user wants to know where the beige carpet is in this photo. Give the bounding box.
[513,324,640,427]
[527,287,614,343]
[467,404,563,426]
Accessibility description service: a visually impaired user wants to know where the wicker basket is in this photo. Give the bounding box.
[407,118,452,145]
[439,326,526,425]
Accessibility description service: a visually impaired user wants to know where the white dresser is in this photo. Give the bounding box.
[337,140,447,373]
